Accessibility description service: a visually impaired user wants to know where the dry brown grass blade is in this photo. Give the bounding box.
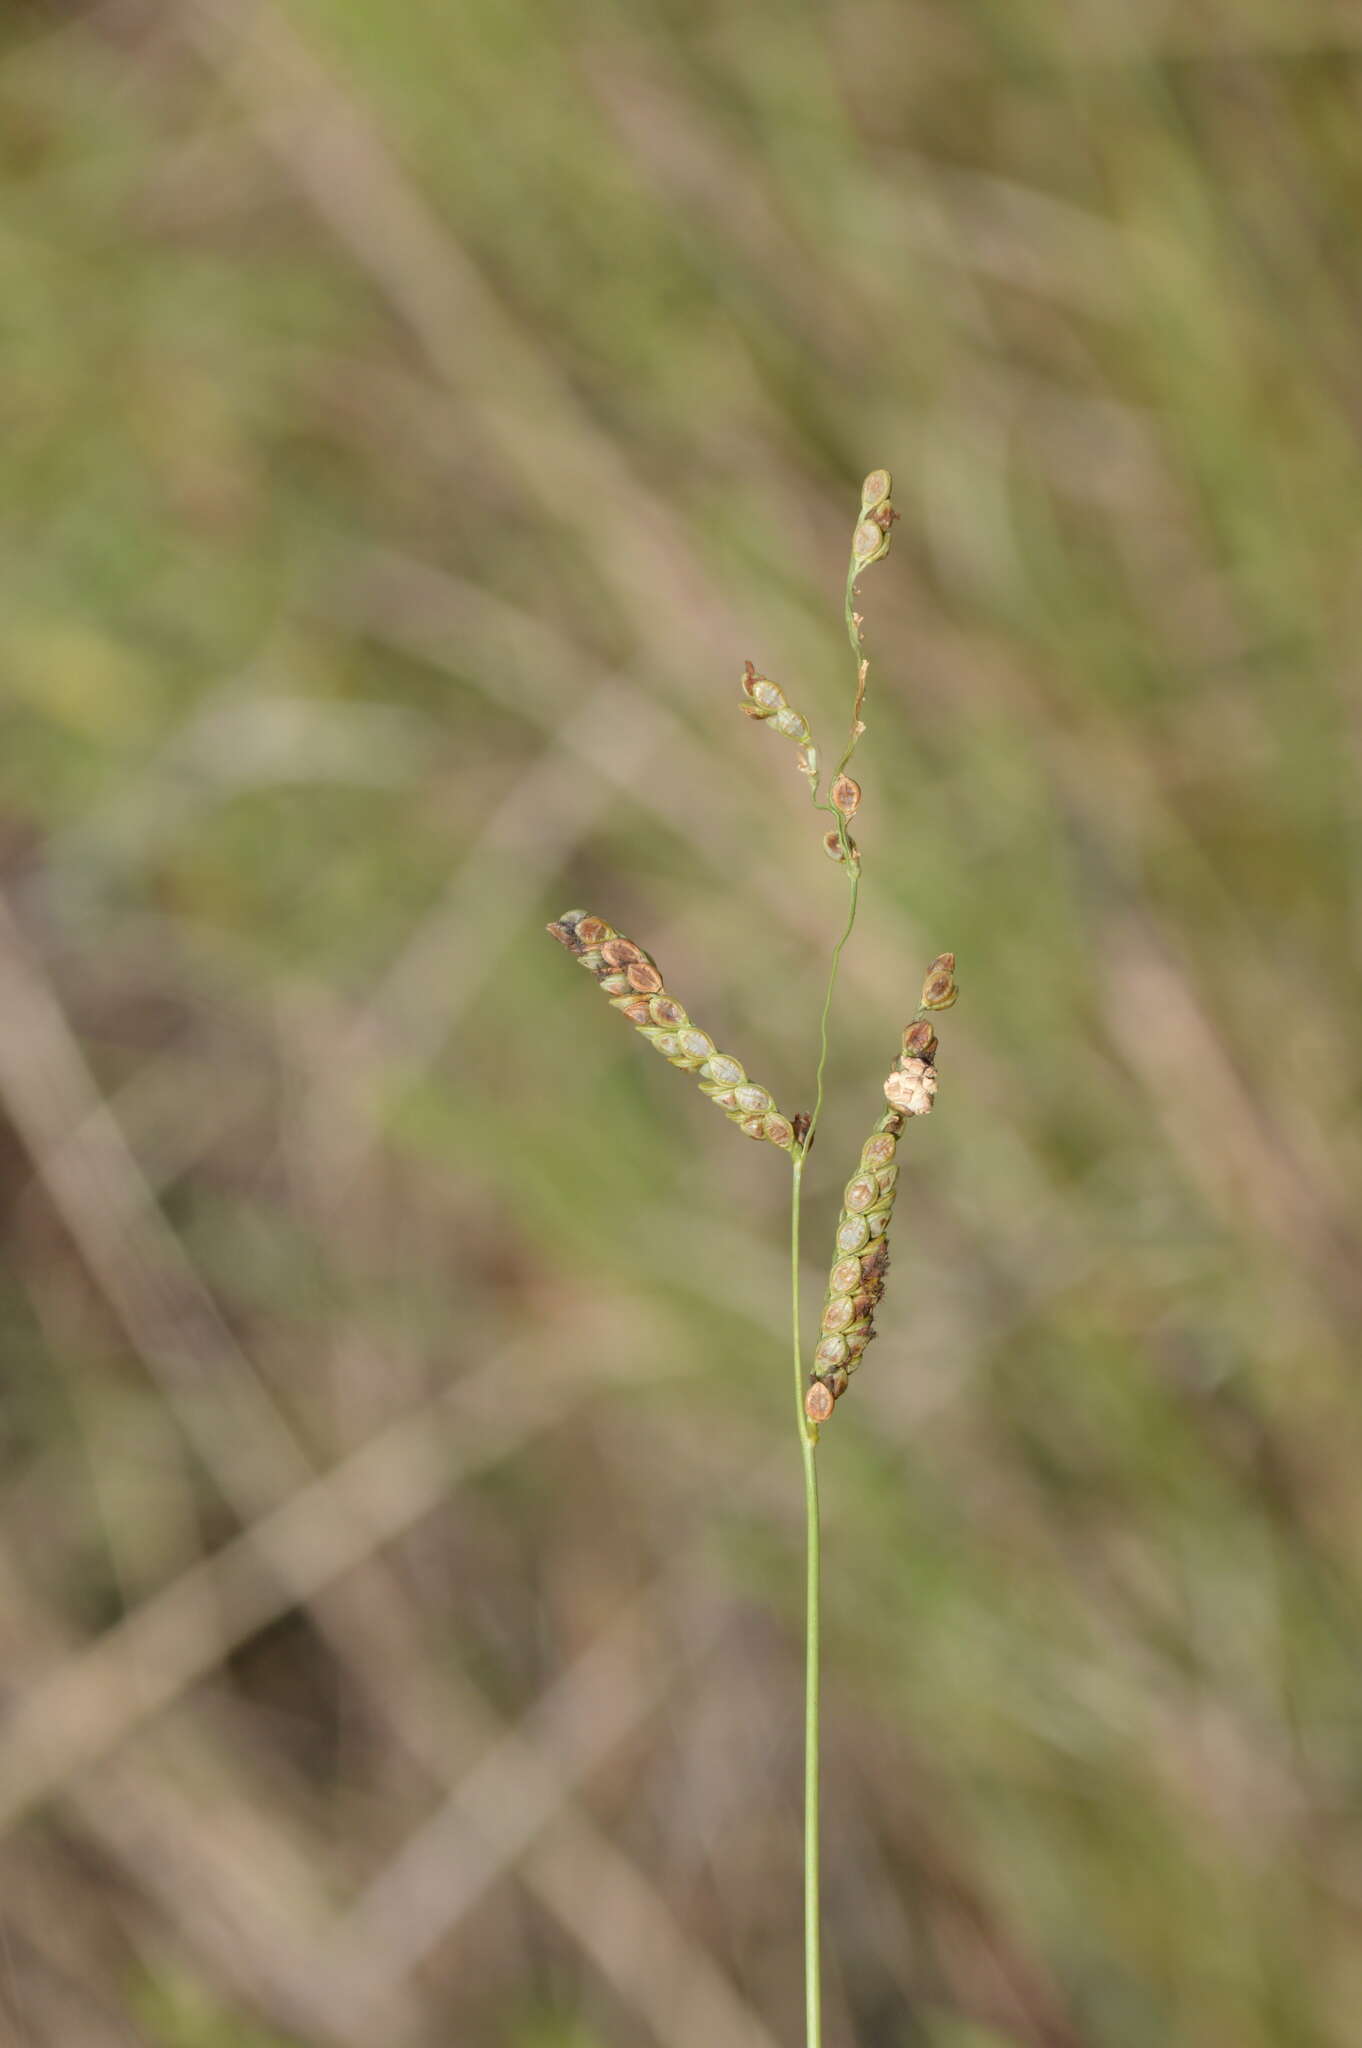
[0,894,775,2044]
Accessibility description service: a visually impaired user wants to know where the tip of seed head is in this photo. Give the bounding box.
[920,951,959,1010]
[806,1381,836,1425]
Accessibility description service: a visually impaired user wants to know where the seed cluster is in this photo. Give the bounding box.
[851,468,899,569]
[547,910,797,1151]
[805,1108,905,1424]
[805,951,958,1425]
[740,661,820,790]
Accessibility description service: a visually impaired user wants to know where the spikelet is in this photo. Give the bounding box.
[919,951,958,1010]
[805,956,954,1424]
[740,662,819,786]
[850,469,900,572]
[547,910,796,1151]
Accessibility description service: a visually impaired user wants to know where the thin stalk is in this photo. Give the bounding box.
[805,861,860,1153]
[790,477,889,2047]
[790,1151,822,2048]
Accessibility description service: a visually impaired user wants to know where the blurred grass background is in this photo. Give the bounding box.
[2,1,1362,2043]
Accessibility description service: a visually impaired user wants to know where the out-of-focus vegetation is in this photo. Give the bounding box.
[2,2,1362,2043]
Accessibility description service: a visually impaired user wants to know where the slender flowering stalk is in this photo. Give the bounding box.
[545,470,954,2048]
[546,909,797,1149]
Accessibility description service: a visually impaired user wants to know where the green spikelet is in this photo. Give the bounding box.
[740,661,820,788]
[547,910,796,1151]
[805,955,955,1423]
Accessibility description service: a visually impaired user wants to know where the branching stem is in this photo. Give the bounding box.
[792,550,875,2048]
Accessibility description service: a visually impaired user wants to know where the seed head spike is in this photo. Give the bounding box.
[547,911,797,1152]
[806,953,955,1420]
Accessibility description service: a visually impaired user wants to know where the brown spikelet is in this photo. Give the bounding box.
[547,911,797,1152]
[920,952,958,1011]
[831,775,861,818]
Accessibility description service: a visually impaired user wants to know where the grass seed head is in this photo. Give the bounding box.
[808,956,955,1419]
[549,910,797,1152]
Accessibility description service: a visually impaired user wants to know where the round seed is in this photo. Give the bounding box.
[649,995,687,1028]
[902,1020,938,1061]
[679,1029,714,1060]
[806,1381,836,1424]
[600,938,644,968]
[844,1175,878,1214]
[734,1084,771,1115]
[829,1257,862,1295]
[613,996,653,1022]
[815,1334,849,1369]
[836,1216,870,1254]
[575,917,610,947]
[861,1134,896,1171]
[701,1055,744,1087]
[626,961,664,993]
[763,1115,794,1148]
[823,1296,855,1333]
[774,706,809,741]
[920,952,958,1010]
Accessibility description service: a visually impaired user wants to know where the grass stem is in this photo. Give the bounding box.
[790,1151,822,2048]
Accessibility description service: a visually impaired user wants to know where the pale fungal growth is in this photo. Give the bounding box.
[883,1060,936,1116]
[546,910,796,1151]
[805,952,955,1424]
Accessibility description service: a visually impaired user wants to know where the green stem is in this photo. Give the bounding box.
[794,830,857,2048]
[790,513,880,2048]
[790,1152,822,2048]
[805,858,860,1154]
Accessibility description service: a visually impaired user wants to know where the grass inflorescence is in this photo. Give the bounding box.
[547,471,954,2047]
